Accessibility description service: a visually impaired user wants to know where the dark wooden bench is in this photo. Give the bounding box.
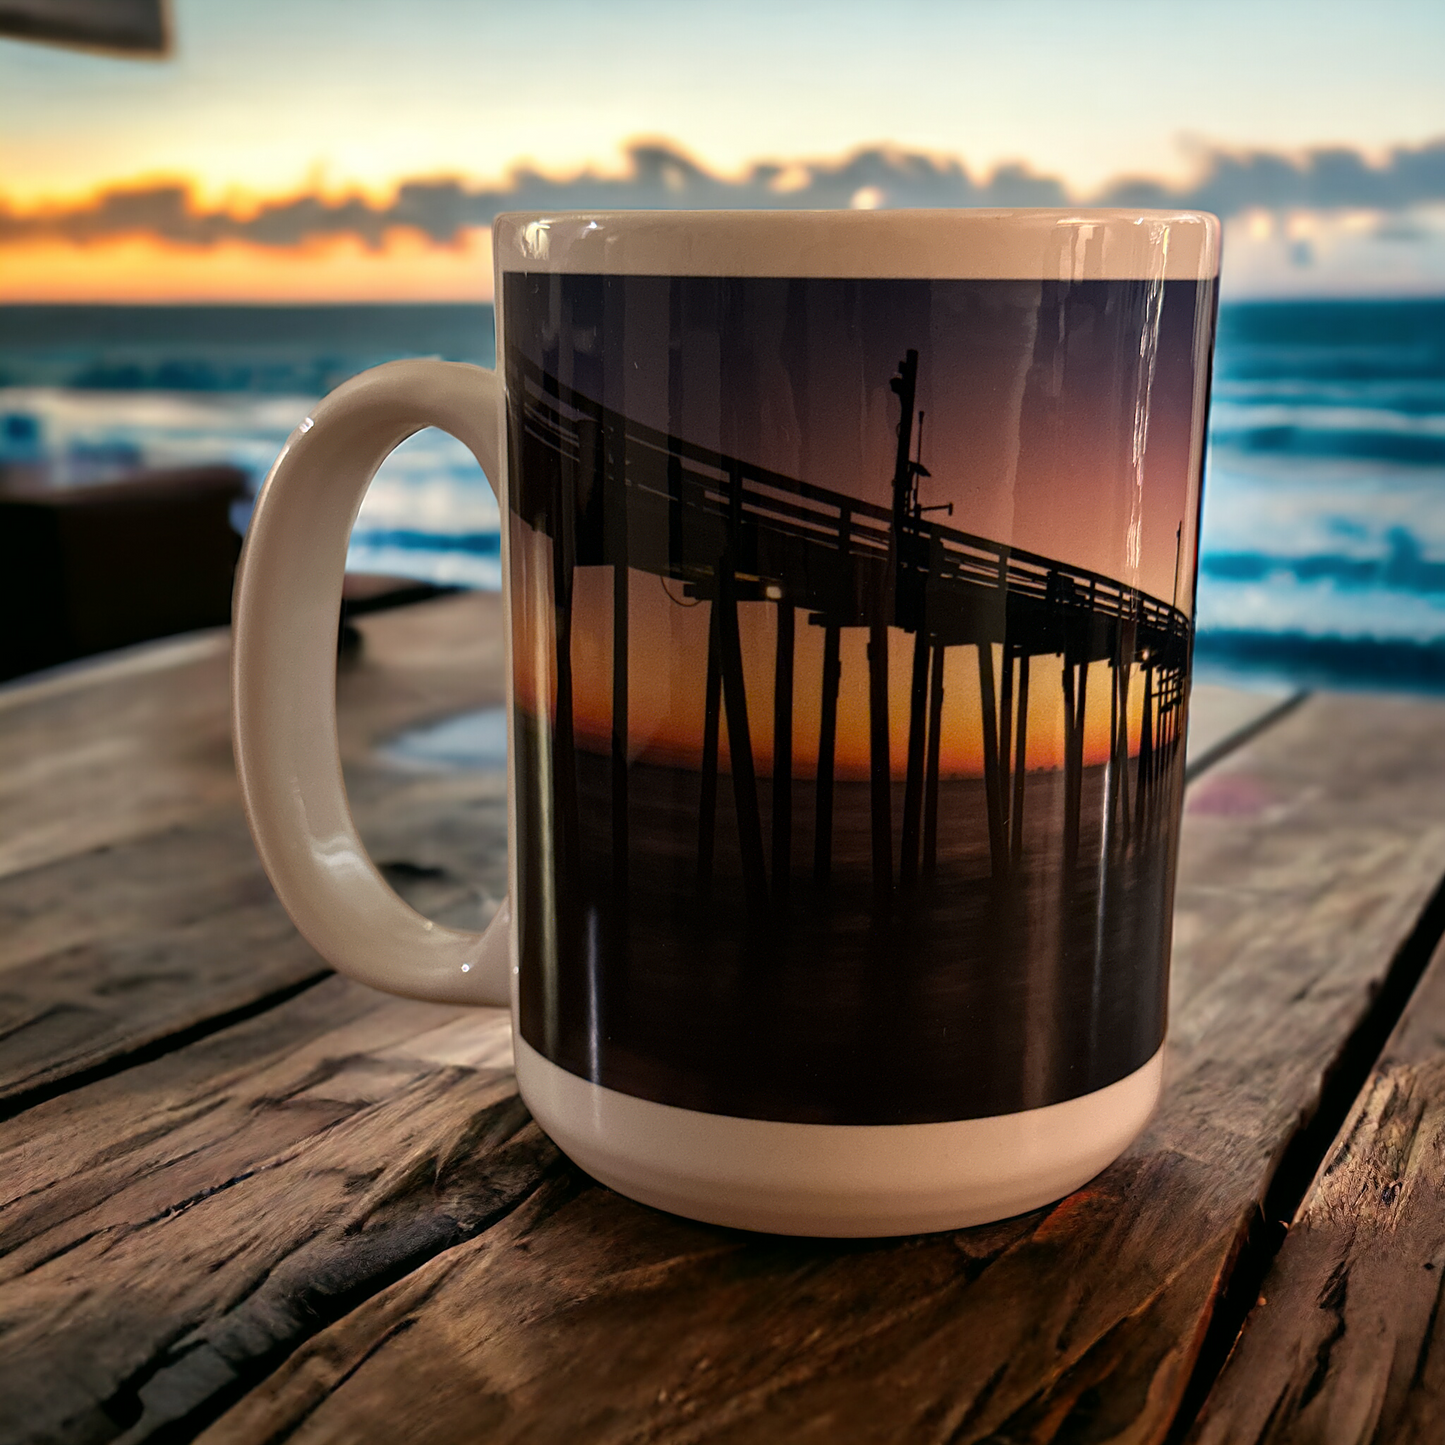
[1,591,1442,1442]
[0,466,246,682]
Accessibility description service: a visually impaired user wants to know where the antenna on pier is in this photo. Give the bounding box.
[888,349,921,622]
[890,351,920,525]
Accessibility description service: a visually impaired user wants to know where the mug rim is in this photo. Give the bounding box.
[491,207,1221,283]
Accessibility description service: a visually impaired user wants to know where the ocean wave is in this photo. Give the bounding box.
[0,303,497,394]
[1212,398,1445,429]
[1210,370,1445,465]
[1216,343,1445,384]
[1202,528,1445,594]
[1195,630,1445,693]
[1195,567,1445,644]
[1214,378,1445,415]
[1211,426,1445,466]
[345,541,500,590]
[351,528,500,556]
[1215,298,1445,381]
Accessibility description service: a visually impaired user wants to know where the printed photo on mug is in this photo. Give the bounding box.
[504,266,1214,1128]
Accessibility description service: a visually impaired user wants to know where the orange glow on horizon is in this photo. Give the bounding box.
[0,229,495,304]
[512,553,1158,783]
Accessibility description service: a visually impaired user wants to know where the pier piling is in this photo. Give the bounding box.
[717,566,769,918]
[698,606,721,891]
[814,623,841,887]
[1011,653,1030,864]
[900,626,931,887]
[772,600,795,907]
[923,642,945,874]
[978,643,1007,878]
[868,620,893,911]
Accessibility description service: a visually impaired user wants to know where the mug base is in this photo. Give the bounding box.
[515,1037,1163,1237]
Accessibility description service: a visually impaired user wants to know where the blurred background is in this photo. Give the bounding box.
[2,0,1443,688]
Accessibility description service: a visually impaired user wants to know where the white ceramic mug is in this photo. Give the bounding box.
[233,209,1220,1236]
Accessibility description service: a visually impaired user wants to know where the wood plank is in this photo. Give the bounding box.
[184,691,1445,1445]
[0,629,1369,1445]
[1185,681,1304,778]
[0,978,553,1445]
[1188,939,1445,1442]
[0,629,236,883]
[0,771,507,1109]
[0,591,503,884]
[0,594,507,1109]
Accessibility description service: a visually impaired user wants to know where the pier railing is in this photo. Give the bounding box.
[512,354,1189,663]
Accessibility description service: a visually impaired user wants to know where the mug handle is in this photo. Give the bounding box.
[232,358,511,1006]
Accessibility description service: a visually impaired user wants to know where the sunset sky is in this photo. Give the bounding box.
[506,272,1206,780]
[3,0,1445,301]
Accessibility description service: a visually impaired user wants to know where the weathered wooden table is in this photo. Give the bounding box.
[4,592,1445,1443]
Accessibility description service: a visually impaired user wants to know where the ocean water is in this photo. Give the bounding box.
[2,298,1444,689]
[0,304,501,587]
[1199,299,1445,688]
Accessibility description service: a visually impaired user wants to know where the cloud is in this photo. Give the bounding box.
[1099,138,1445,214]
[0,143,1061,251]
[3,137,1444,253]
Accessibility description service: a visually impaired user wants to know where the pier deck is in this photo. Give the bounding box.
[3,592,1444,1442]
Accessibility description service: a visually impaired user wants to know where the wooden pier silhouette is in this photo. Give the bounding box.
[508,350,1192,918]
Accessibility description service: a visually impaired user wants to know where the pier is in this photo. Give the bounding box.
[508,351,1192,913]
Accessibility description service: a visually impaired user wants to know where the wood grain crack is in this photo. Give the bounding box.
[0,971,331,1125]
[1167,865,1445,1443]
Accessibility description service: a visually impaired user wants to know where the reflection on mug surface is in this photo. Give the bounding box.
[505,272,1215,1125]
